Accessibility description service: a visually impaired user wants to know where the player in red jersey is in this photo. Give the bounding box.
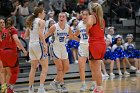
[86,3,106,93]
[0,17,27,93]
[0,18,7,93]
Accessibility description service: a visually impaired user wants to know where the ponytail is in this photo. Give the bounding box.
[25,7,44,29]
[26,14,36,29]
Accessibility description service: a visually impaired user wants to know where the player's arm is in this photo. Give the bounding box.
[12,34,27,56]
[86,15,96,35]
[38,20,47,47]
[68,27,74,39]
[45,25,55,39]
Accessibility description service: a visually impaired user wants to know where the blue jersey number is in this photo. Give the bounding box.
[59,37,65,42]
[82,34,88,40]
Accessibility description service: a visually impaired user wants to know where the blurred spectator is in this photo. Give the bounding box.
[37,1,44,8]
[109,0,133,21]
[18,0,30,30]
[0,0,13,19]
[10,0,20,27]
[49,0,66,16]
[28,0,38,13]
[65,0,78,13]
[45,11,55,32]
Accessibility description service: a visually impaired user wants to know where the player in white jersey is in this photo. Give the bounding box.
[74,9,89,92]
[45,12,73,92]
[25,7,48,93]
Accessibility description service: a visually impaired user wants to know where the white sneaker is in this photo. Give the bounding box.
[61,84,68,93]
[136,70,140,74]
[37,87,48,93]
[102,73,105,77]
[130,66,137,70]
[118,71,122,76]
[124,71,130,75]
[89,83,96,91]
[74,60,78,64]
[28,89,34,93]
[80,84,87,92]
[110,73,115,77]
[104,73,109,77]
[28,86,34,93]
[50,81,61,92]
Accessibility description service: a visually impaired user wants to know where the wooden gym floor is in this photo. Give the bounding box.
[14,74,140,93]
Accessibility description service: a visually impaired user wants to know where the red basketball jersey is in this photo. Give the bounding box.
[88,14,105,44]
[2,27,18,50]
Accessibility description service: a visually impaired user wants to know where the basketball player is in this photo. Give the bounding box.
[25,7,48,93]
[74,9,89,92]
[0,17,27,93]
[0,18,7,93]
[87,3,106,93]
[45,12,73,93]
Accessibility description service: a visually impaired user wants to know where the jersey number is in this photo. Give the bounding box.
[59,37,65,42]
[82,34,88,40]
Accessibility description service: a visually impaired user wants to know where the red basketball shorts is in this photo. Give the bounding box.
[89,43,106,60]
[0,49,18,67]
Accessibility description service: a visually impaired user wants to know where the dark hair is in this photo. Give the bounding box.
[21,0,29,7]
[5,17,14,28]
[38,1,44,7]
[114,37,122,45]
[70,19,77,26]
[48,20,55,28]
[26,7,44,28]
[82,9,90,14]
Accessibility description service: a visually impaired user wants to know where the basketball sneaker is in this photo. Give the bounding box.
[28,85,34,93]
[80,83,87,92]
[110,73,115,77]
[89,82,96,91]
[93,87,104,93]
[130,66,137,70]
[124,71,130,75]
[50,81,61,92]
[37,87,48,93]
[118,70,122,76]
[1,83,7,93]
[61,84,68,93]
[136,70,140,74]
[104,73,109,77]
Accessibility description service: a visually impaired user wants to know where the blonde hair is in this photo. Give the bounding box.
[89,3,104,28]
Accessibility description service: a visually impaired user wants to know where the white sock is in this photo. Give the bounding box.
[82,81,86,85]
[40,84,44,88]
[29,85,33,90]
[54,79,57,82]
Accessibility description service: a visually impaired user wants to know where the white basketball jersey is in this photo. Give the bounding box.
[53,23,69,44]
[78,21,88,44]
[30,18,45,43]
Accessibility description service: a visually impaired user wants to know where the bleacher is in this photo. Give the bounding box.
[15,0,140,83]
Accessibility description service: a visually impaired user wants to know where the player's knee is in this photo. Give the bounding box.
[31,64,38,69]
[57,67,63,72]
